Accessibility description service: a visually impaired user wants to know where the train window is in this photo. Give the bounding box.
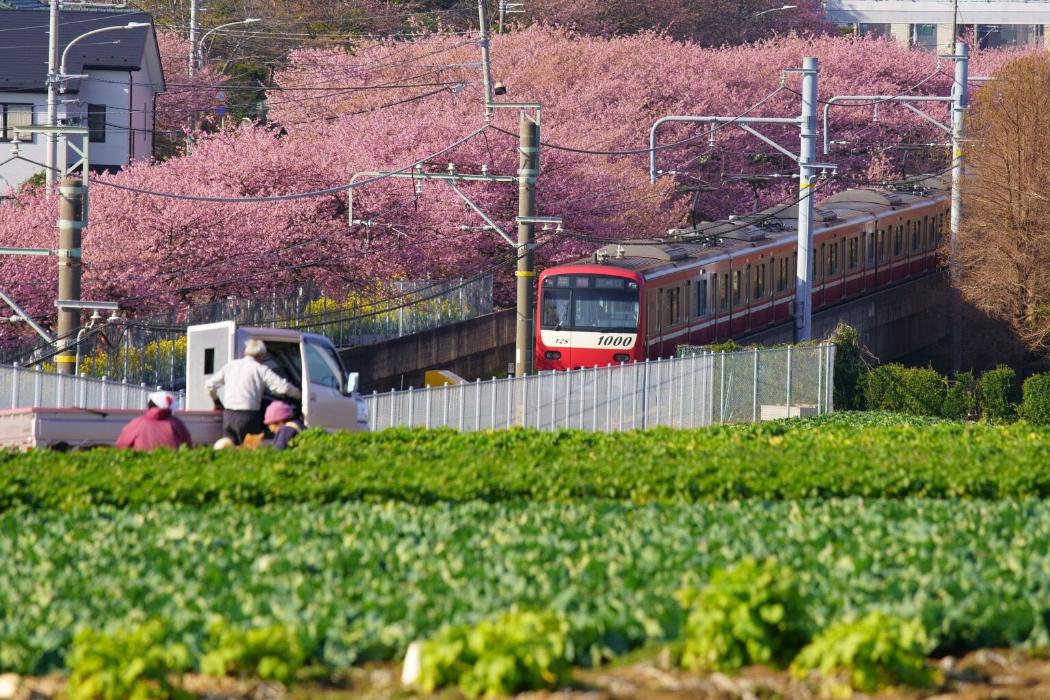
[720,273,729,310]
[541,289,571,329]
[893,226,902,257]
[827,243,838,276]
[732,269,743,306]
[877,229,886,261]
[666,287,681,326]
[866,231,875,265]
[911,221,921,251]
[654,289,663,332]
[697,278,709,317]
[848,237,859,270]
[754,263,766,299]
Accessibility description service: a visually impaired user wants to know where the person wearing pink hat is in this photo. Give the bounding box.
[264,401,304,450]
[115,390,192,451]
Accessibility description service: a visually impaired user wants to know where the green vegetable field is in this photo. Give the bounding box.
[2,412,1049,697]
[4,499,1050,674]
[2,413,1049,508]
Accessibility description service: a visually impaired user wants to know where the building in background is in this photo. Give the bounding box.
[0,7,164,192]
[826,0,1050,50]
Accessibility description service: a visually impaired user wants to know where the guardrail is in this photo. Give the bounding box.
[364,343,835,432]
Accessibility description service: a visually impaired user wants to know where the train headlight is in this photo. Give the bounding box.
[613,353,630,363]
[544,351,562,360]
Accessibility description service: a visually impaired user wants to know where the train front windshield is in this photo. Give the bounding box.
[541,275,639,332]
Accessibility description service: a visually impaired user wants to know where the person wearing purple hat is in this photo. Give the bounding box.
[264,401,305,450]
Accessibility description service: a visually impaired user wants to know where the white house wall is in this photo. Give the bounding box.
[130,61,153,160]
[827,0,1050,25]
[0,92,47,193]
[70,69,132,169]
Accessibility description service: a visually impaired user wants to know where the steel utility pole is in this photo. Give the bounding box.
[794,56,819,342]
[189,0,199,77]
[45,0,60,189]
[56,176,84,374]
[949,41,969,371]
[516,113,538,376]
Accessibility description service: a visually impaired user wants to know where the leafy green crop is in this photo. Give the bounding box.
[1,413,1049,510]
[200,619,311,684]
[416,610,571,697]
[66,620,191,700]
[3,499,1049,676]
[791,612,934,693]
[677,559,811,672]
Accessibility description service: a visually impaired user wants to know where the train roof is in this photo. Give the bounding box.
[579,177,949,280]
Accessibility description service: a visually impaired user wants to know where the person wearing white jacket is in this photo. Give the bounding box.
[205,338,301,445]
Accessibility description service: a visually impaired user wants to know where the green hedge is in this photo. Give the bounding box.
[1022,373,1050,425]
[864,365,947,417]
[2,413,1050,510]
[979,366,1019,422]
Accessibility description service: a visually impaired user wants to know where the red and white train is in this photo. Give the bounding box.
[535,178,950,371]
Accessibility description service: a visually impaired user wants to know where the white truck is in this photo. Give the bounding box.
[0,321,368,450]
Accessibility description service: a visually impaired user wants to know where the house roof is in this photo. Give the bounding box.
[0,9,155,94]
[0,0,48,9]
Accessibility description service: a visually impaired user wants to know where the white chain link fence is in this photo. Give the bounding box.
[0,364,178,411]
[364,344,836,432]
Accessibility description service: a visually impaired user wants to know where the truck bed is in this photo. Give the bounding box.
[0,407,225,451]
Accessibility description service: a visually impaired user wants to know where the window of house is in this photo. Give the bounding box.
[87,104,106,143]
[0,103,33,142]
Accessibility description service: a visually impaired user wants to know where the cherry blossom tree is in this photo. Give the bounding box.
[0,29,1032,347]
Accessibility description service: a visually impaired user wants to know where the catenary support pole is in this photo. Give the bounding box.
[794,56,819,342]
[949,41,968,372]
[515,112,538,377]
[56,176,84,375]
[189,0,199,77]
[477,0,494,121]
[46,0,61,190]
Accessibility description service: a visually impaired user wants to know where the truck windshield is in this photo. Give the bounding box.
[540,275,639,332]
[304,340,346,392]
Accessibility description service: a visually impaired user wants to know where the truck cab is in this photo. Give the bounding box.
[185,321,367,432]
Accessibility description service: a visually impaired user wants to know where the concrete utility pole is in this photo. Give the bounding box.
[515,113,538,376]
[794,57,819,343]
[949,41,969,372]
[46,0,61,189]
[56,176,84,374]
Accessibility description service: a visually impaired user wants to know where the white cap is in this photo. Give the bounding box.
[148,390,176,410]
[244,338,267,357]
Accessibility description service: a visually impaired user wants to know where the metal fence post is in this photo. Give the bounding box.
[408,386,415,427]
[718,352,726,425]
[641,359,650,430]
[475,378,482,431]
[372,389,379,431]
[10,365,18,409]
[752,347,759,423]
[458,383,466,431]
[425,387,433,429]
[816,344,824,415]
[785,345,793,416]
[490,376,498,430]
